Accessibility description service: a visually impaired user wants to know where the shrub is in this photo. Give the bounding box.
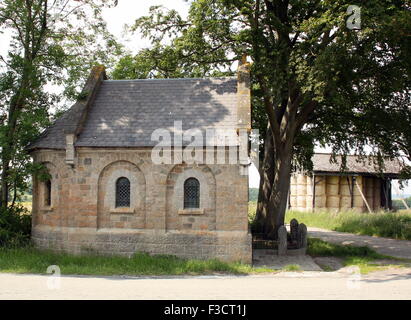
[0,206,31,248]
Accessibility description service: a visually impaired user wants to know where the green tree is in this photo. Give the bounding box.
[118,0,410,239]
[0,0,122,212]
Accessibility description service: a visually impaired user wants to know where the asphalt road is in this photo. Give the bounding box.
[1,269,410,300]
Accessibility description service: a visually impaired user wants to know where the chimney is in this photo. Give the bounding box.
[237,54,251,132]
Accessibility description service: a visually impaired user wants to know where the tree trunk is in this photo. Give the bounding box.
[0,163,10,209]
[255,124,275,233]
[256,132,293,240]
[267,146,293,239]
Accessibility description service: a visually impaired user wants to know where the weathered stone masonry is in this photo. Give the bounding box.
[31,149,251,262]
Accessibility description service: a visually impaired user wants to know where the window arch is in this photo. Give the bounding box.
[184,178,200,209]
[115,177,130,208]
[44,179,52,207]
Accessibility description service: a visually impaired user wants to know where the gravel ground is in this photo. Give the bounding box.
[1,270,410,300]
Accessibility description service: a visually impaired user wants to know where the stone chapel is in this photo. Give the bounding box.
[28,61,252,263]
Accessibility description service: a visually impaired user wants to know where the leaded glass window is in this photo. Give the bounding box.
[184,178,200,209]
[115,177,130,208]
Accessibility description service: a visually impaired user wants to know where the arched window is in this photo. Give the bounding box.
[44,179,52,207]
[184,178,200,209]
[115,177,130,208]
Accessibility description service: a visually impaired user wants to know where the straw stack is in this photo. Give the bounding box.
[290,175,298,209]
[364,177,374,211]
[353,176,365,210]
[340,177,352,210]
[326,176,340,210]
[314,177,326,209]
[297,174,307,209]
[306,176,314,210]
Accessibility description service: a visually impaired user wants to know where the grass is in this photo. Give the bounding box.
[282,264,302,272]
[307,237,406,274]
[248,201,257,225]
[285,209,411,240]
[0,247,275,276]
[0,241,406,276]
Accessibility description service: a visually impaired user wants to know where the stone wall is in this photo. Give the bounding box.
[31,148,251,263]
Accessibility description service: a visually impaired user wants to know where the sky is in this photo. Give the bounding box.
[0,0,409,195]
[102,0,190,53]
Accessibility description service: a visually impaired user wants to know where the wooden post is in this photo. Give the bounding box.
[355,178,372,213]
[348,176,354,208]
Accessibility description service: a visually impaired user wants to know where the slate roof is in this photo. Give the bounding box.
[29,77,240,150]
[312,153,402,177]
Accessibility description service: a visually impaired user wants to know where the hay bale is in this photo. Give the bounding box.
[327,195,340,209]
[306,177,313,195]
[290,196,298,207]
[315,178,326,195]
[340,196,352,210]
[297,174,306,185]
[326,176,340,196]
[297,184,307,196]
[364,178,374,209]
[315,195,326,208]
[306,195,313,209]
[297,195,306,208]
[353,176,363,196]
[340,178,352,196]
[353,195,364,208]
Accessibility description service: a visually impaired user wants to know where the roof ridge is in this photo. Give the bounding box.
[104,77,237,82]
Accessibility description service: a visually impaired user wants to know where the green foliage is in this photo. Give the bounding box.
[111,47,234,80]
[126,0,411,163]
[0,249,274,276]
[282,264,302,272]
[124,0,411,233]
[0,1,123,227]
[0,206,31,248]
[286,210,411,240]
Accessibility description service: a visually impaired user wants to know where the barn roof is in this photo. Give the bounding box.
[28,73,240,150]
[312,153,402,178]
